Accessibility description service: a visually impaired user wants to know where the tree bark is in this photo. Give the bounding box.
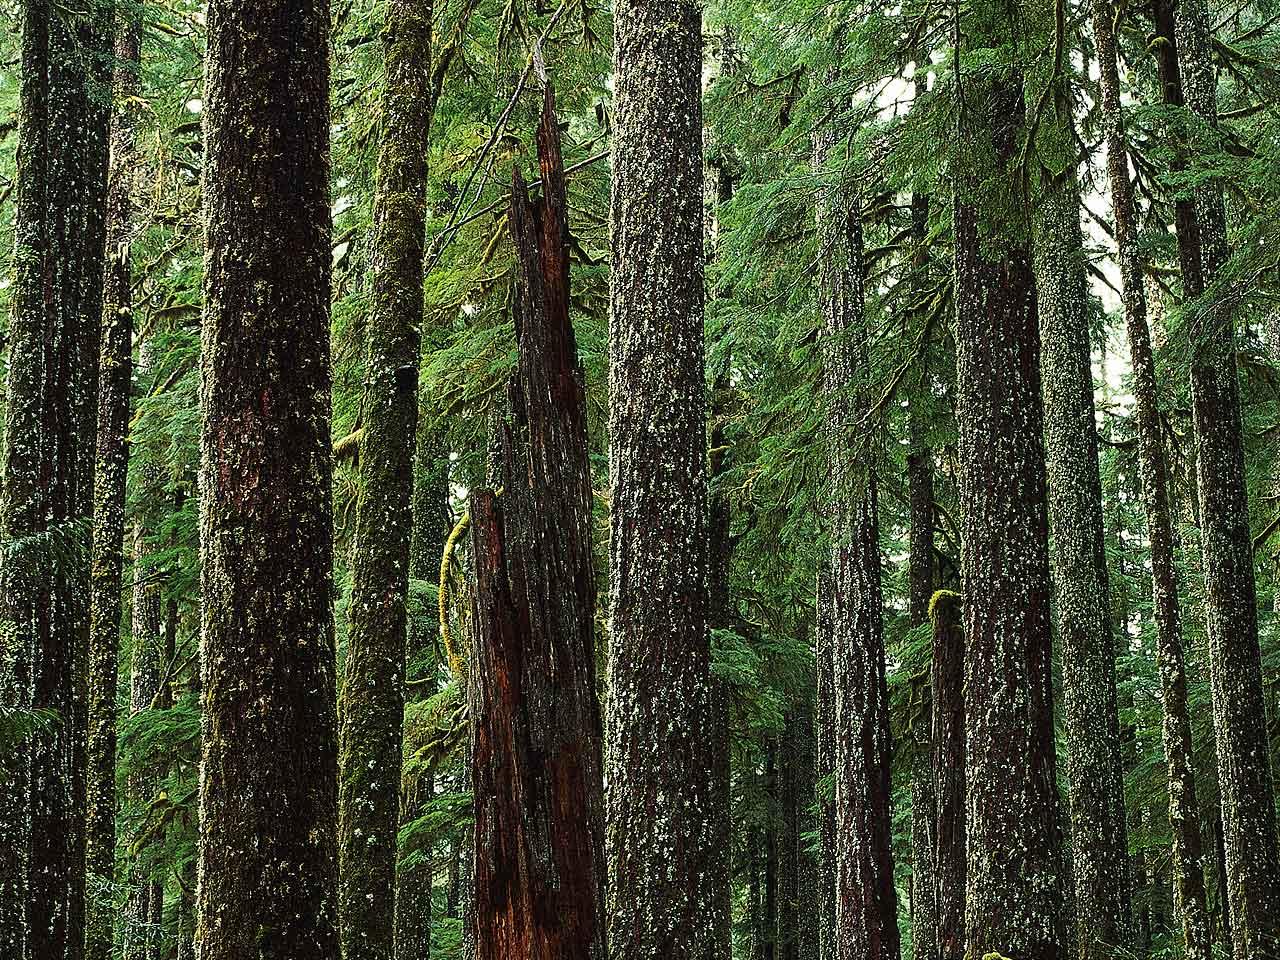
[121,510,164,960]
[468,85,607,960]
[85,16,142,960]
[1151,5,1280,954]
[195,0,339,949]
[606,0,714,953]
[907,252,937,960]
[814,111,900,960]
[1031,120,1133,960]
[777,701,817,960]
[953,71,1067,960]
[336,0,433,953]
[815,569,836,960]
[0,0,112,953]
[1091,3,1212,955]
[929,591,964,960]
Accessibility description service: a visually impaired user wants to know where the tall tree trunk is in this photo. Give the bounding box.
[195,0,339,949]
[929,591,964,960]
[85,16,142,960]
[777,700,816,960]
[122,518,164,960]
[606,0,714,953]
[1031,88,1132,956]
[1151,5,1280,954]
[468,85,607,960]
[764,742,778,960]
[0,0,112,950]
[907,230,937,960]
[814,112,900,960]
[336,0,433,952]
[952,69,1067,960]
[749,814,765,960]
[815,569,836,960]
[1091,2,1212,955]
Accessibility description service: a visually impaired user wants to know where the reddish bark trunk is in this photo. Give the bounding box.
[469,84,607,960]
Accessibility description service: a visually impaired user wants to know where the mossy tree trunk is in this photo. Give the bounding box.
[1029,68,1133,956]
[1152,5,1280,954]
[929,591,964,960]
[468,85,607,960]
[605,0,715,953]
[335,0,433,953]
[906,189,937,959]
[813,108,900,960]
[952,69,1067,960]
[777,700,817,960]
[1092,1,1212,955]
[122,520,166,960]
[815,569,836,960]
[85,16,142,960]
[195,0,339,949]
[0,0,112,953]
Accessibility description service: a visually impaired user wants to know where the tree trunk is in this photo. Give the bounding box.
[336,0,433,953]
[85,16,142,960]
[0,0,111,953]
[777,701,816,960]
[814,111,900,960]
[122,517,164,960]
[907,275,937,960]
[606,0,714,953]
[1091,3,1213,955]
[1151,5,1280,954]
[815,569,836,960]
[468,85,607,960]
[764,743,778,960]
[1031,114,1133,959]
[928,591,964,960]
[195,0,339,949]
[952,71,1067,960]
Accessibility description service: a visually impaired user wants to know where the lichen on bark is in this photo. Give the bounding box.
[605,0,717,952]
[195,0,340,950]
[336,0,434,953]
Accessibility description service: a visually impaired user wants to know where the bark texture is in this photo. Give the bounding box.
[468,86,607,960]
[196,0,339,950]
[953,74,1067,960]
[814,115,900,960]
[1153,5,1280,954]
[336,0,433,952]
[0,0,112,953]
[1092,2,1212,954]
[907,316,937,960]
[929,591,964,960]
[606,0,714,953]
[85,18,142,960]
[815,569,836,960]
[1033,157,1132,960]
[777,702,817,960]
